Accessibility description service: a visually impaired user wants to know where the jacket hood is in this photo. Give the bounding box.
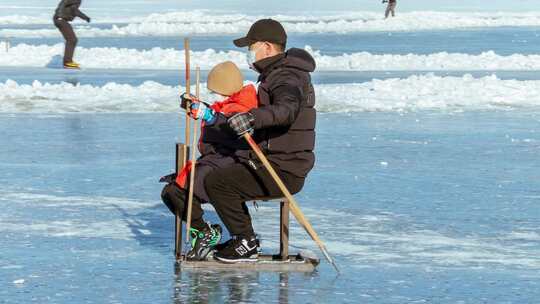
[210,84,258,116]
[283,48,316,73]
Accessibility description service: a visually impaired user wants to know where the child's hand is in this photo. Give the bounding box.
[180,92,198,109]
[189,102,216,123]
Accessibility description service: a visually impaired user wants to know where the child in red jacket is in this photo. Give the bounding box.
[161,61,258,260]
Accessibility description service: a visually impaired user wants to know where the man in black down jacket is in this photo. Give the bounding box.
[53,0,91,69]
[207,19,317,263]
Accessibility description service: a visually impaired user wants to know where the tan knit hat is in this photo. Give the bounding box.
[207,61,243,96]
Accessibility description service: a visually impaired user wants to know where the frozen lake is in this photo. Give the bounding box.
[3,27,540,55]
[1,111,539,303]
[1,6,540,304]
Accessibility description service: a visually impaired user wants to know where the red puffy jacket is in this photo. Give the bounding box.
[175,84,258,188]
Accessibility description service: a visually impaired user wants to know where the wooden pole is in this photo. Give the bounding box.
[242,133,340,273]
[184,67,200,251]
[184,38,191,147]
[175,37,191,260]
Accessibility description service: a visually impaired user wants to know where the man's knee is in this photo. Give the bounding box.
[204,168,232,202]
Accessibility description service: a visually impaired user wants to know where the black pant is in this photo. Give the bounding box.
[53,18,78,64]
[161,183,206,230]
[205,162,305,237]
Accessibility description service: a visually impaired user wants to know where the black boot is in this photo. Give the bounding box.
[214,235,259,263]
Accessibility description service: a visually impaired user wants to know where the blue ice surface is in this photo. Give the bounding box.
[1,17,540,303]
[4,26,540,55]
[0,110,539,303]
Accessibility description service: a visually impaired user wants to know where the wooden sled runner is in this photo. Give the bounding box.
[173,143,319,272]
[179,254,320,272]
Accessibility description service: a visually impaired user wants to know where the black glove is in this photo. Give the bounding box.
[85,17,91,23]
[180,92,198,110]
[227,112,255,136]
[159,173,176,184]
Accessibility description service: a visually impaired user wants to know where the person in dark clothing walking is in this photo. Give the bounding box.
[53,0,90,69]
[203,19,317,263]
[383,0,397,19]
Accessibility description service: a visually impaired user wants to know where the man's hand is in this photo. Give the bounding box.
[180,92,198,109]
[227,112,255,136]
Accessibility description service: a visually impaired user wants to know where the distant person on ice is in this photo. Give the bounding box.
[383,0,397,19]
[161,61,259,260]
[53,0,91,69]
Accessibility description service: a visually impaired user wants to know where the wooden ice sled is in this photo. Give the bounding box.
[174,143,319,272]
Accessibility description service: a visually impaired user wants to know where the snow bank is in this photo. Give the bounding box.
[0,15,45,24]
[2,11,540,36]
[315,74,540,112]
[1,74,539,113]
[3,43,540,71]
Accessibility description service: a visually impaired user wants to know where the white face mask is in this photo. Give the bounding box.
[246,45,262,69]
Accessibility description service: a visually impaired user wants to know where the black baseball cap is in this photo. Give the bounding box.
[233,19,287,47]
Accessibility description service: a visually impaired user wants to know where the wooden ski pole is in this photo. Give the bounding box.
[184,67,201,251]
[242,133,340,273]
[184,38,191,146]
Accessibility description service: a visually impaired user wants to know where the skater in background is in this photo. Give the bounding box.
[53,0,91,69]
[383,0,397,19]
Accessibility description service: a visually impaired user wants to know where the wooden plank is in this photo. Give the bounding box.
[280,200,289,261]
[175,143,189,173]
[178,254,319,272]
[174,143,189,260]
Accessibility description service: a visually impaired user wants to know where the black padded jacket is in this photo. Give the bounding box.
[54,0,89,21]
[247,48,317,178]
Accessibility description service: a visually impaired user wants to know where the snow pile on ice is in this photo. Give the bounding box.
[306,47,540,71]
[0,43,245,70]
[0,14,45,24]
[3,11,540,36]
[3,43,540,71]
[316,74,540,112]
[0,80,179,112]
[1,74,539,113]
